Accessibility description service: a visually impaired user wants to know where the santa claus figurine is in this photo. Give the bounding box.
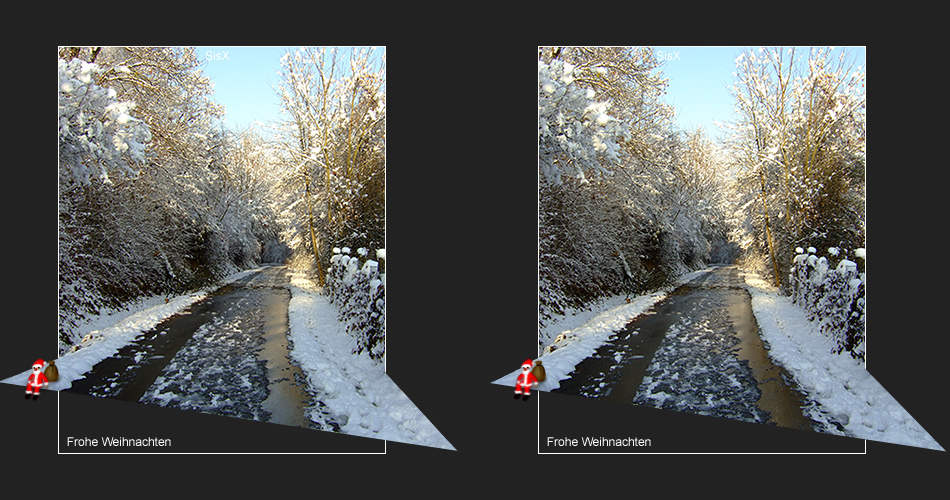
[26,359,49,400]
[514,359,538,401]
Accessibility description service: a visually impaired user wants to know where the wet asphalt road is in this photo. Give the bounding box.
[64,265,340,431]
[553,265,818,430]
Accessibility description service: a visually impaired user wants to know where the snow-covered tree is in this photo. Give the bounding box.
[58,58,151,187]
[271,47,386,360]
[727,47,866,287]
[275,47,385,285]
[538,57,630,185]
[58,47,285,352]
[538,47,731,342]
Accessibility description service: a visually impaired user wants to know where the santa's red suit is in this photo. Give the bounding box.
[26,359,49,397]
[515,359,538,397]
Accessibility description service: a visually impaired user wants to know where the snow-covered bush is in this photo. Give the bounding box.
[326,247,385,361]
[789,245,866,361]
[59,58,151,186]
[538,59,630,185]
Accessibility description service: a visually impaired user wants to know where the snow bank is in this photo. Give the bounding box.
[287,271,453,450]
[741,271,944,451]
[6,266,454,451]
[3,268,262,390]
[493,263,945,452]
[495,267,714,392]
[3,291,207,390]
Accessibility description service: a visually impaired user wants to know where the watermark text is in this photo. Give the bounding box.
[205,50,230,61]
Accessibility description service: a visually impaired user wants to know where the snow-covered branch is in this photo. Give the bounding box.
[59,58,151,187]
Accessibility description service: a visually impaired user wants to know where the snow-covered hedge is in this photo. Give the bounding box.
[789,246,866,361]
[326,247,386,361]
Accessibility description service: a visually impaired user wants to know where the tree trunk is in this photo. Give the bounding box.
[758,170,781,288]
[305,175,325,287]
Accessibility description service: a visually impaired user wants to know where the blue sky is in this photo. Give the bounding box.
[194,45,865,142]
[195,46,385,135]
[196,46,288,132]
[652,46,867,141]
[654,46,743,139]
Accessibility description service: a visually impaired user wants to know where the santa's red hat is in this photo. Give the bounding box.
[522,359,533,368]
[32,359,45,368]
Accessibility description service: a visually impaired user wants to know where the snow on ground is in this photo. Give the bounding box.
[497,265,945,452]
[3,292,211,391]
[494,267,715,392]
[3,269,260,390]
[740,270,944,451]
[285,270,454,450]
[3,267,454,451]
[632,305,768,424]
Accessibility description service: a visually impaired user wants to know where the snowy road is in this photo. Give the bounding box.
[553,265,820,430]
[64,265,341,431]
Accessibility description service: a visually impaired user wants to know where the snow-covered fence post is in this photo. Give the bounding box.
[326,246,386,361]
[789,245,866,361]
